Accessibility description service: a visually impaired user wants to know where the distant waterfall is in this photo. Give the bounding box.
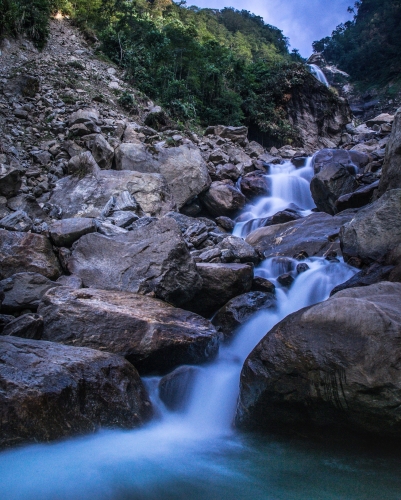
[308,63,329,87]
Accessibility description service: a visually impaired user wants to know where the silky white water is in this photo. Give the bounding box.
[1,158,400,500]
[309,64,330,87]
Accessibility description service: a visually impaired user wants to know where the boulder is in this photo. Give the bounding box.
[0,210,33,232]
[68,108,99,127]
[68,217,202,306]
[240,171,269,199]
[200,181,246,216]
[217,235,260,264]
[366,113,394,127]
[251,276,275,294]
[89,134,114,169]
[49,217,96,247]
[1,313,44,340]
[377,108,401,196]
[310,164,358,215]
[0,164,21,198]
[158,365,200,411]
[0,336,152,449]
[330,264,394,296]
[340,189,401,267]
[0,229,61,280]
[214,125,248,143]
[235,282,401,439]
[185,263,253,317]
[49,165,174,218]
[0,272,61,312]
[38,287,219,374]
[115,142,210,209]
[312,149,369,175]
[246,212,352,259]
[212,291,276,340]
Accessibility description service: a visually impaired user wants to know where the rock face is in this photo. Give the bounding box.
[49,166,175,218]
[340,189,401,267]
[310,163,358,215]
[185,263,253,317]
[212,292,276,340]
[115,142,210,209]
[377,108,401,196]
[236,282,401,439]
[200,181,246,216]
[0,336,152,449]
[38,287,219,374]
[68,217,202,306]
[246,212,352,259]
[0,229,61,280]
[0,272,60,312]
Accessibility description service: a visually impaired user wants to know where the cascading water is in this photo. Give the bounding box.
[308,63,330,87]
[1,159,401,499]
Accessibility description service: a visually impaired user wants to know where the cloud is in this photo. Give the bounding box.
[189,0,353,57]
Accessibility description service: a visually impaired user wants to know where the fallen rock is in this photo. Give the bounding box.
[0,229,61,280]
[0,165,21,198]
[49,217,96,247]
[246,212,352,259]
[68,108,99,127]
[89,134,114,169]
[0,336,152,449]
[235,282,401,439]
[0,210,32,232]
[0,272,61,312]
[1,313,44,339]
[200,181,246,216]
[185,263,253,317]
[68,217,202,306]
[38,287,219,374]
[212,125,248,143]
[212,291,276,340]
[377,108,401,196]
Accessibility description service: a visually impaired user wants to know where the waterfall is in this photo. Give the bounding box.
[0,157,373,500]
[308,63,330,87]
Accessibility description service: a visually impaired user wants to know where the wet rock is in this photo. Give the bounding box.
[0,336,152,449]
[0,210,32,232]
[310,164,358,215]
[68,217,202,306]
[0,272,61,313]
[89,134,114,169]
[335,180,379,212]
[49,217,96,247]
[235,282,401,439]
[185,263,253,317]
[246,212,352,259]
[240,171,269,199]
[200,181,246,217]
[0,165,21,198]
[277,273,294,287]
[158,366,200,411]
[377,108,401,196]
[217,235,260,264]
[312,148,369,174]
[297,263,310,274]
[271,209,303,225]
[215,216,235,231]
[1,313,44,340]
[330,263,394,296]
[340,189,401,267]
[0,229,61,280]
[39,287,219,375]
[212,291,276,341]
[49,165,174,218]
[251,276,275,294]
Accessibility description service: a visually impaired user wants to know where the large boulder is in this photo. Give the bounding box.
[0,336,152,449]
[312,149,369,175]
[377,108,401,196]
[340,189,401,267]
[310,164,358,215]
[185,263,253,317]
[38,287,219,374]
[200,181,246,217]
[235,282,401,439]
[49,166,174,218]
[0,230,61,280]
[89,134,114,169]
[246,212,352,259]
[115,142,210,209]
[0,272,61,313]
[49,218,96,247]
[68,217,202,306]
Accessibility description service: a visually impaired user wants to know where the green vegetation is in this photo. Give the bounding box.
[0,0,313,142]
[313,0,401,87]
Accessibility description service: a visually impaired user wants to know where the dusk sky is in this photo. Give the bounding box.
[189,0,353,57]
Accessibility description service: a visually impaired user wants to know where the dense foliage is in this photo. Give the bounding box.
[0,0,311,141]
[313,0,401,86]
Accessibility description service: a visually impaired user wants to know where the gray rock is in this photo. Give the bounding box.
[49,217,96,247]
[39,287,219,375]
[330,263,394,296]
[251,276,276,294]
[0,210,32,232]
[215,216,235,231]
[217,235,260,264]
[185,263,253,317]
[0,229,61,280]
[211,125,248,143]
[1,313,44,340]
[96,221,128,237]
[335,180,379,212]
[68,108,99,127]
[56,275,82,289]
[0,272,61,312]
[0,164,21,198]
[0,314,14,334]
[49,165,174,218]
[183,222,209,248]
[0,336,152,449]
[312,149,369,175]
[89,134,114,169]
[67,151,98,176]
[68,217,202,306]
[377,108,401,196]
[340,189,401,267]
[235,282,401,439]
[240,171,269,199]
[200,181,246,216]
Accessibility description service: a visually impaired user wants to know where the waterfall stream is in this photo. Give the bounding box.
[308,64,330,87]
[1,159,401,499]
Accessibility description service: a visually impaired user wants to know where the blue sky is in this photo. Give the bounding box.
[189,0,353,57]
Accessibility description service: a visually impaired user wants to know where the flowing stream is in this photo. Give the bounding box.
[308,64,330,87]
[1,160,401,499]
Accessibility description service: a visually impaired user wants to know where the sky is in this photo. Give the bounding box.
[189,0,353,57]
